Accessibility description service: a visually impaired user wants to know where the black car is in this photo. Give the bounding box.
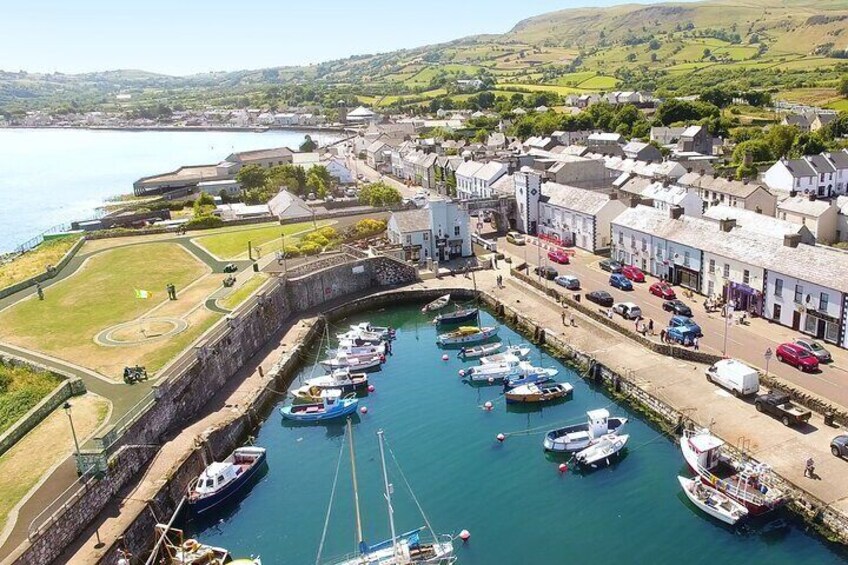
[599,259,623,273]
[223,263,239,273]
[832,435,848,459]
[533,265,558,280]
[586,290,614,307]
[662,299,692,317]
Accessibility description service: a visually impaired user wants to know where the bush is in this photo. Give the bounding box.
[317,226,340,241]
[283,245,300,258]
[302,233,330,248]
[351,218,387,239]
[298,241,322,256]
[185,215,223,229]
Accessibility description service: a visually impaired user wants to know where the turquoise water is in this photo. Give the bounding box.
[0,128,340,251]
[186,306,848,564]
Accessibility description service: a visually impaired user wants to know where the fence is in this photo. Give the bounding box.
[27,465,97,541]
[13,222,74,254]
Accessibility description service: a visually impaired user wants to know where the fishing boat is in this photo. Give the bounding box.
[319,422,455,565]
[280,390,359,422]
[437,325,498,346]
[305,368,369,394]
[349,322,395,339]
[187,446,267,514]
[422,294,450,313]
[320,352,384,372]
[153,524,262,565]
[504,381,572,404]
[291,384,327,405]
[329,339,386,357]
[502,367,559,390]
[457,342,502,360]
[433,308,479,326]
[336,330,385,345]
[680,428,784,515]
[479,346,532,365]
[575,433,629,468]
[543,409,628,453]
[678,475,749,525]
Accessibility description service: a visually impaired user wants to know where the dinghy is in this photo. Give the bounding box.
[543,409,628,453]
[422,294,451,312]
[437,325,498,346]
[504,381,573,404]
[678,475,749,525]
[280,390,359,422]
[575,433,629,468]
[479,346,532,365]
[433,308,479,326]
[457,342,502,360]
[187,446,267,514]
[320,352,384,372]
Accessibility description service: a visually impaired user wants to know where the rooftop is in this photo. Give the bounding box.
[777,196,835,218]
[703,205,809,240]
[542,182,616,215]
[390,209,430,233]
[677,172,769,199]
[228,146,293,163]
[136,164,221,187]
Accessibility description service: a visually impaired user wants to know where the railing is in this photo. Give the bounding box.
[13,222,74,254]
[27,465,97,541]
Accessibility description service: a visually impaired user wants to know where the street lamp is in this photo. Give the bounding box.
[764,347,773,378]
[63,401,80,458]
[722,299,735,357]
[280,233,288,272]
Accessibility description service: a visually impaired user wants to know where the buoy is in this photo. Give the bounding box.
[558,463,568,474]
[360,406,368,414]
[488,377,495,384]
[459,529,471,542]
[380,354,386,362]
[496,433,506,443]
[483,401,493,411]
[367,384,375,393]
[458,369,466,377]
[442,354,449,361]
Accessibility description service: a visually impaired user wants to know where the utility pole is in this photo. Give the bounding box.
[722,299,735,357]
[65,402,103,548]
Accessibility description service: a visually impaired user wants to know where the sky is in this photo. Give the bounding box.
[0,0,684,76]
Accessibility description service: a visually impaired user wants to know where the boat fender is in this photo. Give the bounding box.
[183,539,200,552]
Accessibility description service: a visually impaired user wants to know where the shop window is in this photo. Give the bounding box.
[820,292,829,312]
[723,264,730,278]
[794,284,803,304]
[774,278,783,297]
[743,270,750,285]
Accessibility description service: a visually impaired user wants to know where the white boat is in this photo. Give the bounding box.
[479,346,532,365]
[154,524,262,565]
[329,339,386,357]
[349,322,395,339]
[575,433,629,467]
[457,342,502,359]
[422,294,451,312]
[304,369,369,394]
[466,361,555,384]
[436,325,498,346]
[504,381,573,404]
[320,352,384,372]
[543,409,628,453]
[336,330,385,344]
[677,475,749,525]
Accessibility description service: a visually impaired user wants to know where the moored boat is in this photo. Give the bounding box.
[457,342,502,360]
[280,390,359,422]
[479,346,532,365]
[677,475,749,525]
[329,339,386,357]
[422,294,451,312]
[543,409,628,452]
[504,381,573,404]
[433,307,479,326]
[680,428,784,515]
[437,325,498,346]
[336,330,385,344]
[153,524,262,565]
[575,433,629,468]
[320,352,384,372]
[502,367,559,390]
[187,446,267,514]
[349,322,395,339]
[305,368,369,394]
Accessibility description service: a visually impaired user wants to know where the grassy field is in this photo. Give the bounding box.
[219,273,269,310]
[495,83,585,95]
[0,364,63,435]
[193,220,331,260]
[576,75,619,90]
[0,236,81,291]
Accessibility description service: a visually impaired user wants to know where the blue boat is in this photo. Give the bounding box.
[502,368,559,391]
[187,445,267,514]
[433,307,478,326]
[280,389,359,422]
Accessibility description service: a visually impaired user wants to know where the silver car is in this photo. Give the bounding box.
[794,338,832,363]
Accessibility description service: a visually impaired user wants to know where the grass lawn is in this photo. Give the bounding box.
[193,220,331,260]
[219,274,269,310]
[0,364,63,435]
[577,75,619,90]
[0,236,81,291]
[496,83,585,95]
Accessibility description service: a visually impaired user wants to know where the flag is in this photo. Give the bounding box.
[134,289,150,299]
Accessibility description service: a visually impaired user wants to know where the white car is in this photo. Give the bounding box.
[612,302,641,320]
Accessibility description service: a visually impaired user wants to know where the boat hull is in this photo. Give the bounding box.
[188,448,267,515]
[280,398,359,422]
[677,476,748,525]
[543,417,628,452]
[575,434,628,467]
[437,326,498,346]
[434,308,479,325]
[458,342,502,359]
[504,383,573,404]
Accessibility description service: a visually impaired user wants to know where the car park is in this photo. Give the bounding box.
[506,231,526,246]
[776,343,819,372]
[613,302,642,320]
[831,435,848,459]
[554,275,580,290]
[534,265,558,280]
[621,265,645,282]
[599,259,622,273]
[547,250,570,264]
[587,290,614,307]
[793,338,832,363]
[662,299,692,317]
[609,273,633,290]
[649,282,676,300]
[669,315,702,337]
[704,359,759,397]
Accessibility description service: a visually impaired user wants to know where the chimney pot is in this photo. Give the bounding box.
[784,233,801,248]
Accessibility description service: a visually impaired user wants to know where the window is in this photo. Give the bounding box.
[707,280,714,297]
[405,235,412,246]
[794,284,803,304]
[618,232,623,244]
[423,232,429,241]
[821,292,829,311]
[684,251,690,266]
[774,278,783,297]
[454,226,460,236]
[708,259,715,273]
[641,237,647,251]
[723,264,730,278]
[743,270,750,285]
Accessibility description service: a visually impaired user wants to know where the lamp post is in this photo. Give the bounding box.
[280,233,288,272]
[64,402,103,548]
[764,347,773,378]
[722,299,735,358]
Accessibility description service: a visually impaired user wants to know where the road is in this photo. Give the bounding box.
[499,235,848,411]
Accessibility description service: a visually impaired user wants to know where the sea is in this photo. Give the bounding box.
[183,305,848,565]
[0,128,342,253]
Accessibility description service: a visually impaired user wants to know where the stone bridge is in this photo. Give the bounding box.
[460,195,516,231]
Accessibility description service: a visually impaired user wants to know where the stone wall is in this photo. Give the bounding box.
[0,236,85,300]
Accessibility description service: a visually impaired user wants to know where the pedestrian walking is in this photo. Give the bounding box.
[805,457,815,478]
[659,328,666,343]
[693,336,700,351]
[648,319,654,334]
[570,313,576,327]
[562,310,567,326]
[36,283,44,301]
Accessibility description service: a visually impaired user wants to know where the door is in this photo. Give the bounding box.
[816,319,826,339]
[773,304,781,321]
[792,310,800,331]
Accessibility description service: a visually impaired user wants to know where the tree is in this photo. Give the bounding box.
[699,87,734,109]
[791,132,827,157]
[764,124,799,158]
[648,39,661,50]
[235,164,268,191]
[839,76,848,98]
[731,139,773,164]
[703,48,712,59]
[655,99,719,125]
[306,168,329,199]
[358,181,402,207]
[299,135,317,152]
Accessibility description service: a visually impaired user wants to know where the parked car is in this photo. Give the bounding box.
[793,338,832,363]
[705,359,759,397]
[755,392,812,427]
[554,275,580,290]
[534,265,558,280]
[599,259,622,273]
[613,302,642,320]
[831,435,848,458]
[587,290,614,307]
[547,249,570,264]
[662,299,692,317]
[621,265,645,282]
[609,273,633,290]
[669,315,702,337]
[776,343,819,372]
[506,231,526,246]
[666,326,698,345]
[223,263,238,273]
[307,192,316,201]
[649,282,676,300]
[345,188,357,198]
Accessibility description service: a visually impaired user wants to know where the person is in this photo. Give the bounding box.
[570,313,576,327]
[648,319,654,335]
[35,283,44,300]
[562,310,567,326]
[607,308,613,319]
[660,328,666,343]
[693,336,700,351]
[805,457,815,478]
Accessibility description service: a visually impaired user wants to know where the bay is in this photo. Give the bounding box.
[0,128,340,252]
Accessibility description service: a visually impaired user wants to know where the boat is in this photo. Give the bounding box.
[678,475,749,525]
[479,346,532,365]
[280,389,359,422]
[422,294,450,312]
[543,409,628,453]
[502,367,559,390]
[320,422,455,565]
[504,381,573,404]
[336,330,385,344]
[291,384,327,405]
[349,322,395,339]
[304,368,369,394]
[433,308,479,326]
[457,342,502,360]
[320,352,384,372]
[575,433,629,468]
[153,524,262,565]
[436,325,498,346]
[329,339,386,357]
[680,428,784,515]
[187,446,267,514]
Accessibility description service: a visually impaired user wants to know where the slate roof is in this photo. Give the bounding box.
[677,172,768,199]
[390,209,430,233]
[542,182,614,215]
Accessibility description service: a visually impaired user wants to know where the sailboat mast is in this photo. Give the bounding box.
[347,418,365,551]
[471,268,480,326]
[377,430,399,559]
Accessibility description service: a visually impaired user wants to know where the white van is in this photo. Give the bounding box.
[705,359,759,397]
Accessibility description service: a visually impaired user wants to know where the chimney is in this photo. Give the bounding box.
[669,206,684,220]
[719,218,737,233]
[742,179,749,185]
[784,233,801,248]
[699,168,706,176]
[608,192,618,201]
[789,189,797,198]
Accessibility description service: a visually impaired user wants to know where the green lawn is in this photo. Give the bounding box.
[496,83,585,95]
[194,220,330,260]
[219,274,269,310]
[0,364,63,435]
[0,235,81,291]
[577,75,619,90]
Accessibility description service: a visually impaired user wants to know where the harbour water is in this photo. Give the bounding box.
[185,305,847,565]
[0,128,341,252]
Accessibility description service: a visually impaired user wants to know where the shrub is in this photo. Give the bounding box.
[185,215,223,229]
[351,218,387,239]
[298,241,321,256]
[317,226,340,241]
[283,245,300,258]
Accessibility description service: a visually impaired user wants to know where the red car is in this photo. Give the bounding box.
[547,249,570,264]
[621,265,645,282]
[776,343,819,372]
[649,282,676,300]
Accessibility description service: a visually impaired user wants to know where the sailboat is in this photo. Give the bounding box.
[322,422,455,565]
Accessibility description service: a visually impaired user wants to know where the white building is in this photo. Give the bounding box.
[323,158,354,184]
[196,179,241,197]
[776,195,839,244]
[677,172,777,216]
[515,168,542,234]
[763,151,848,198]
[641,181,703,218]
[455,160,507,200]
[387,199,471,263]
[703,205,816,246]
[538,182,626,252]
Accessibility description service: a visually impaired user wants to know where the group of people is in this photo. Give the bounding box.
[165,283,178,300]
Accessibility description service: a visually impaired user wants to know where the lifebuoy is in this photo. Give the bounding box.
[183,539,200,552]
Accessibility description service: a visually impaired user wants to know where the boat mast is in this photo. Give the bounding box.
[471,268,480,327]
[377,430,399,560]
[347,418,365,553]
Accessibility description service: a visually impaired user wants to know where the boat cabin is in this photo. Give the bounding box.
[687,431,726,472]
[587,409,612,437]
[194,462,240,497]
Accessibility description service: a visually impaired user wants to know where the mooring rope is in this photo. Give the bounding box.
[315,432,347,565]
[385,437,439,545]
[499,399,619,438]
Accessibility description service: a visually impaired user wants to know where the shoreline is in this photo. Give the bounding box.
[0,125,353,134]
